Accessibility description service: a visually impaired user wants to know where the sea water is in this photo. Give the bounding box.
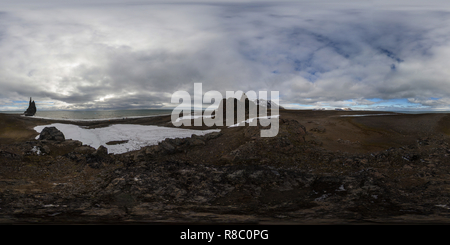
[393,111,450,114]
[3,109,450,120]
[0,109,174,120]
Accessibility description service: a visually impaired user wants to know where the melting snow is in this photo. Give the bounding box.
[34,123,220,154]
[31,146,41,155]
[174,114,212,122]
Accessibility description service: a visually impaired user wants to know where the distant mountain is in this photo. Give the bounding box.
[253,98,284,110]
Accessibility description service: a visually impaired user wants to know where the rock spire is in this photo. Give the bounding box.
[24,97,37,116]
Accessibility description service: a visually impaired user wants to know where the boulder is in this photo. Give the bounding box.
[38,127,65,141]
[40,145,51,155]
[94,145,109,158]
[74,146,96,154]
[87,145,111,168]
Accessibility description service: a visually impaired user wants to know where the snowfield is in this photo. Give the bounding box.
[34,123,220,154]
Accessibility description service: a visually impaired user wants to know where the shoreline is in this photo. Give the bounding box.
[20,113,173,122]
[0,108,401,124]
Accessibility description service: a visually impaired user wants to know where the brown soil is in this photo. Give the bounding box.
[2,110,450,224]
[6,109,448,153]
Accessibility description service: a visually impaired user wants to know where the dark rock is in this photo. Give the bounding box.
[204,131,222,140]
[106,140,129,145]
[187,138,205,146]
[146,145,162,155]
[243,123,268,139]
[94,145,109,158]
[38,127,65,141]
[134,144,162,161]
[24,97,37,116]
[310,126,326,133]
[278,118,307,143]
[0,151,20,159]
[172,138,186,146]
[159,141,175,153]
[88,161,103,169]
[87,145,111,168]
[40,145,51,155]
[74,146,96,154]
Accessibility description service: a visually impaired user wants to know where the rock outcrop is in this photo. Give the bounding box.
[218,97,258,120]
[38,127,65,141]
[24,97,37,116]
[134,131,222,162]
[3,118,450,224]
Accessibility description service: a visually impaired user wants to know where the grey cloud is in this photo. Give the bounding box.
[2,1,450,110]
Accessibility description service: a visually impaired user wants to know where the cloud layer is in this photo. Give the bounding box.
[1,1,450,111]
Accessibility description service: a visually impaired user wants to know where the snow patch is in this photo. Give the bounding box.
[31,146,41,155]
[336,184,346,192]
[314,193,330,201]
[174,114,212,123]
[34,123,220,154]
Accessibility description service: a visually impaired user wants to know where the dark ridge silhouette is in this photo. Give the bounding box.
[24,97,36,116]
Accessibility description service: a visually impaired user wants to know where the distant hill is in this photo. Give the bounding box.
[253,98,284,109]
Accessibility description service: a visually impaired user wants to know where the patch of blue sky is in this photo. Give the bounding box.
[366,98,407,104]
[2,104,22,108]
[369,98,418,109]
[378,48,404,63]
[303,70,320,82]
[292,55,314,71]
[340,99,353,105]
[355,98,427,110]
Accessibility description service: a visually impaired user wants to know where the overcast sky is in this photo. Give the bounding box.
[2,0,450,111]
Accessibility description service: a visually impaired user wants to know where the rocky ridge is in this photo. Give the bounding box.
[2,121,450,223]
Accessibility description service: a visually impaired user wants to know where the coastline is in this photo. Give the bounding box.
[23,113,173,122]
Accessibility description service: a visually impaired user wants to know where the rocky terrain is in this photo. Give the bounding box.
[1,110,450,224]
